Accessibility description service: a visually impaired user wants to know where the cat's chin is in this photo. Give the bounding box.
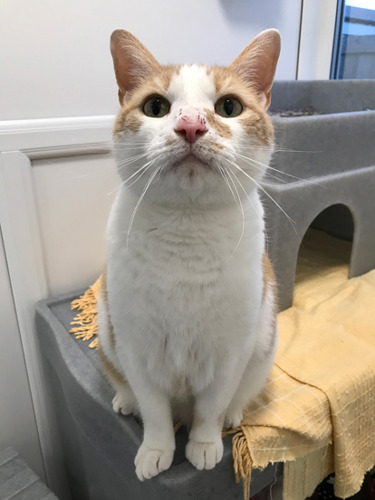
[170,153,213,178]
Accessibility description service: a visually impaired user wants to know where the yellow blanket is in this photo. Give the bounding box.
[71,229,375,499]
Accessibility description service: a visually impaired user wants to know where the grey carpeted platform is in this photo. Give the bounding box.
[0,447,57,500]
[35,293,279,500]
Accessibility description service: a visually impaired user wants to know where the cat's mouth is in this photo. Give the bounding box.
[170,153,212,177]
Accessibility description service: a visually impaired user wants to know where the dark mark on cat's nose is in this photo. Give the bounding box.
[175,114,208,144]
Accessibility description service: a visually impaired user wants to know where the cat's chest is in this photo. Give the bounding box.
[130,224,226,287]
[109,226,235,327]
[107,197,264,391]
[108,213,262,344]
[108,191,264,314]
[109,195,252,286]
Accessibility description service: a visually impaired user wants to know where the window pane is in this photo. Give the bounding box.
[333,0,375,79]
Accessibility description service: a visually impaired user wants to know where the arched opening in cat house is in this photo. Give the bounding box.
[293,204,355,304]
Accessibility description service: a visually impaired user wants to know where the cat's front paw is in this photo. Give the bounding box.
[185,438,224,470]
[135,444,174,481]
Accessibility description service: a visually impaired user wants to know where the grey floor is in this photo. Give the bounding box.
[0,447,57,500]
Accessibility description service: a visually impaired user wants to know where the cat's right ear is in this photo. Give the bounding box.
[110,30,160,105]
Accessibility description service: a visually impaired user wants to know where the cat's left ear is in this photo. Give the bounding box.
[230,29,281,109]
[110,30,160,105]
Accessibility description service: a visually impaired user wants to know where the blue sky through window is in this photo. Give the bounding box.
[346,0,375,8]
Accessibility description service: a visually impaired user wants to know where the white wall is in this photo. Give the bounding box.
[32,150,118,296]
[0,229,44,479]
[0,0,302,121]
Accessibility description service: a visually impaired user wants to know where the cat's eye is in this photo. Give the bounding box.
[215,97,243,118]
[143,95,171,118]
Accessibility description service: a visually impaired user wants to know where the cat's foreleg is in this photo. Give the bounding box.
[186,359,248,470]
[121,362,176,480]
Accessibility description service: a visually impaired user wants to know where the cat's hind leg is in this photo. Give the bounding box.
[224,285,277,429]
[97,283,138,416]
[223,350,275,429]
[98,346,139,416]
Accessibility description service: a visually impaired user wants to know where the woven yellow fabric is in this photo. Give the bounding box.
[71,275,102,349]
[70,229,375,499]
[273,230,375,499]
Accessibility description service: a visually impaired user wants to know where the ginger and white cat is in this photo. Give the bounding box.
[98,29,280,481]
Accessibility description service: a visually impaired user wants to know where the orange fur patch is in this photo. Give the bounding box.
[165,135,179,147]
[113,65,180,136]
[239,112,273,147]
[101,270,116,348]
[204,108,232,139]
[206,139,225,153]
[211,67,274,147]
[262,253,277,304]
[98,345,127,387]
[99,271,128,386]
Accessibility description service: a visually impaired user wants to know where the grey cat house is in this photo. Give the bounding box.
[35,80,375,499]
[266,79,375,310]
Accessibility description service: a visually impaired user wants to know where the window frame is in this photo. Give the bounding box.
[297,0,338,80]
[330,0,345,78]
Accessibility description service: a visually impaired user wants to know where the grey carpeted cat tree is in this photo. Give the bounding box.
[266,79,375,310]
[35,79,375,499]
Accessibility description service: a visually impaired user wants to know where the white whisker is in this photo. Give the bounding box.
[113,139,166,149]
[237,153,304,183]
[225,166,255,210]
[227,159,301,242]
[236,152,326,188]
[127,164,161,247]
[107,155,161,196]
[116,152,150,168]
[218,166,240,211]
[236,144,320,154]
[124,155,162,188]
[226,166,273,253]
[223,168,246,254]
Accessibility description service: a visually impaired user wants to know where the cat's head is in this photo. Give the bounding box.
[110,29,280,208]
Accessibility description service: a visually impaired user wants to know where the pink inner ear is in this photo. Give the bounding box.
[230,29,281,108]
[110,30,160,97]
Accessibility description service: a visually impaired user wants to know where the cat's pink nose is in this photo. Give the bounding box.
[175,113,207,144]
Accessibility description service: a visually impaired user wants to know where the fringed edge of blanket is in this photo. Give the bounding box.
[231,429,252,500]
[70,283,100,349]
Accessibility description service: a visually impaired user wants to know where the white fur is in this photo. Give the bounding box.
[98,64,277,480]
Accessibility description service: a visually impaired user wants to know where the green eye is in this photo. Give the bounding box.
[215,96,243,118]
[143,95,170,118]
